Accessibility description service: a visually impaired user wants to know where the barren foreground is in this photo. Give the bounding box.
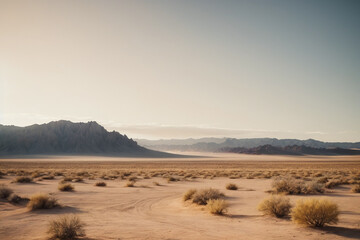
[1,157,360,239]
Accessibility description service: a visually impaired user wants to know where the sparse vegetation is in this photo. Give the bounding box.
[207,199,228,215]
[291,198,339,227]
[58,183,74,191]
[226,183,238,190]
[0,184,13,199]
[125,181,135,187]
[258,195,292,218]
[27,193,59,210]
[272,177,324,195]
[47,215,85,240]
[14,176,33,183]
[95,181,107,187]
[192,188,224,205]
[183,189,197,201]
[153,181,160,186]
[351,184,360,193]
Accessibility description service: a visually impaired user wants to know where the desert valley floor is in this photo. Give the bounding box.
[1,153,360,240]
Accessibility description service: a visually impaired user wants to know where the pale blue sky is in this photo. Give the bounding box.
[0,0,359,141]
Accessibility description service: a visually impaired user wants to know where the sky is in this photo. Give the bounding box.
[0,0,359,141]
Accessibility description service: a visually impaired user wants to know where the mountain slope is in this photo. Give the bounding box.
[137,137,360,152]
[221,145,360,156]
[0,121,173,157]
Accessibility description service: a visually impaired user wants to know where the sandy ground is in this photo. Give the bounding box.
[1,176,360,240]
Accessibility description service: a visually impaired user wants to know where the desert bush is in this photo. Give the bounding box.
[183,189,197,201]
[48,215,85,240]
[42,175,55,180]
[207,199,228,215]
[192,188,224,205]
[27,193,59,210]
[95,181,106,187]
[58,183,74,192]
[325,179,342,189]
[258,195,292,218]
[153,181,160,186]
[167,176,179,182]
[14,176,33,183]
[125,181,135,187]
[0,184,13,199]
[226,183,238,190]
[303,181,325,194]
[272,176,302,194]
[292,198,339,227]
[7,193,28,204]
[351,184,360,193]
[272,177,324,194]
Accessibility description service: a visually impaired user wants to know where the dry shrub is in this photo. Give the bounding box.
[258,195,292,218]
[272,176,303,194]
[125,181,135,187]
[153,181,160,186]
[95,181,106,187]
[183,189,197,201]
[352,184,360,193]
[291,198,339,227]
[58,183,74,192]
[272,177,324,195]
[27,193,59,210]
[0,184,13,199]
[207,199,228,215]
[14,176,33,183]
[42,175,55,180]
[192,188,224,205]
[48,215,85,240]
[226,183,238,190]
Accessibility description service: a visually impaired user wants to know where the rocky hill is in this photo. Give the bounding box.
[0,120,172,157]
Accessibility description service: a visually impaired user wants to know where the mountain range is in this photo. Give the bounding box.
[0,121,173,157]
[136,137,360,152]
[220,144,360,156]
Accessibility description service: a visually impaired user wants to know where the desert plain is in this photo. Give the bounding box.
[1,153,360,240]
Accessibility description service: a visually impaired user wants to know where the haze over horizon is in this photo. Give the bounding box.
[1,1,360,141]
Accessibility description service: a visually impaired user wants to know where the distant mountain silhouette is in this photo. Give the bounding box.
[137,137,360,153]
[0,121,174,157]
[220,145,360,156]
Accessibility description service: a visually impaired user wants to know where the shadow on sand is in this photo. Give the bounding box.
[321,226,360,239]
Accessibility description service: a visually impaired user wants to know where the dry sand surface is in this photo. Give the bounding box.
[1,156,360,240]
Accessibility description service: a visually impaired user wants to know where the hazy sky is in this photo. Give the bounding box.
[1,0,359,141]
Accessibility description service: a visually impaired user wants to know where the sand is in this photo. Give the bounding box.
[1,174,360,239]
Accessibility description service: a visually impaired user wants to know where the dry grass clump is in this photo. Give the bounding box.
[183,189,197,201]
[258,195,292,218]
[207,199,228,215]
[95,181,106,187]
[14,176,33,183]
[0,184,13,199]
[58,183,74,192]
[226,183,238,190]
[125,181,135,187]
[291,198,339,227]
[153,181,160,186]
[48,215,85,240]
[351,184,360,193]
[192,188,224,205]
[272,177,324,195]
[7,193,27,204]
[27,193,59,210]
